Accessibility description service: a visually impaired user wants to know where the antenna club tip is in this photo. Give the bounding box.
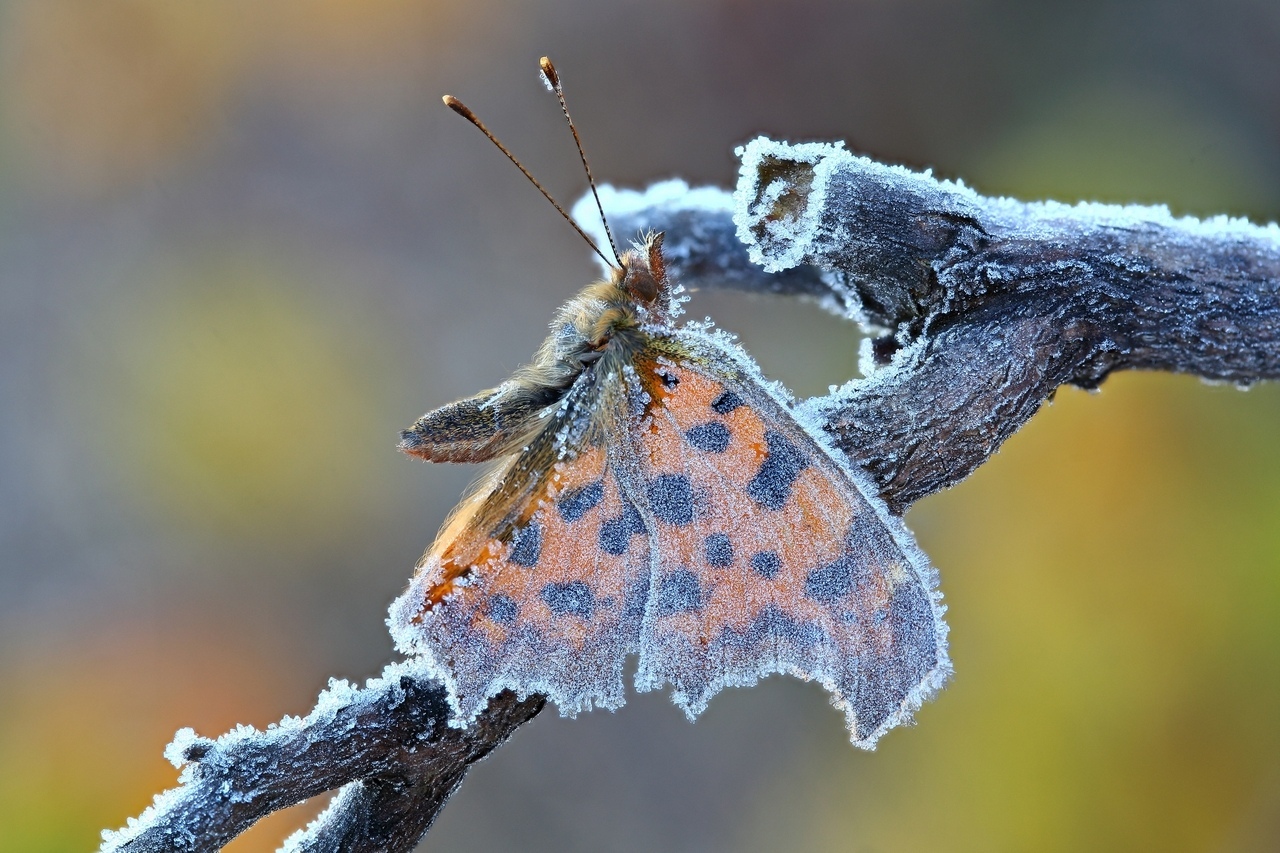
[442,95,475,120]
[539,56,560,88]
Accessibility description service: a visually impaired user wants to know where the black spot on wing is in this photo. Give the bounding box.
[541,581,595,619]
[599,501,644,556]
[624,577,650,620]
[685,422,730,453]
[656,569,703,615]
[704,533,733,567]
[508,521,542,567]
[711,390,743,414]
[720,604,823,650]
[558,481,604,522]
[599,517,629,558]
[805,553,856,604]
[751,550,782,579]
[648,474,694,526]
[746,431,809,510]
[486,594,518,624]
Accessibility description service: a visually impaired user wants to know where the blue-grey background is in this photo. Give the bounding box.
[2,1,1280,850]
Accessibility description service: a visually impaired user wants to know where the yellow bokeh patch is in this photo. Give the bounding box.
[81,260,395,545]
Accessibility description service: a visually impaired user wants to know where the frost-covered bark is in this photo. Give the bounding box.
[102,141,1280,850]
[99,666,542,853]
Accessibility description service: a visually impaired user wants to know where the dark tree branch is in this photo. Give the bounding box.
[100,668,542,853]
[101,141,1280,850]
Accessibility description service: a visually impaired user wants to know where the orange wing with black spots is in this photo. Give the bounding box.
[625,331,950,747]
[390,229,949,745]
[397,63,951,748]
[389,375,653,723]
[390,327,950,746]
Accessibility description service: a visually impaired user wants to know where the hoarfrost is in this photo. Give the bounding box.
[163,727,208,770]
[98,660,427,853]
[734,136,1280,280]
[573,180,735,273]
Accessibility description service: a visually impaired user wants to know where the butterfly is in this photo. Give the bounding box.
[387,58,950,748]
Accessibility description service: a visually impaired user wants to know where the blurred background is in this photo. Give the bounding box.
[2,0,1279,850]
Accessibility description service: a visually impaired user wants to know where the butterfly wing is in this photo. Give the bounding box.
[623,328,951,748]
[391,321,949,746]
[389,369,652,723]
[399,381,566,463]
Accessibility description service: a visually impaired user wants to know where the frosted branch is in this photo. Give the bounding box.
[603,141,1280,510]
[103,141,1280,849]
[99,665,542,853]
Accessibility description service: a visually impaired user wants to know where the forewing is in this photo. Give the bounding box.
[399,381,560,463]
[389,374,651,723]
[627,331,950,748]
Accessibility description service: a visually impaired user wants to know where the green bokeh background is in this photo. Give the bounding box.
[1,1,1278,850]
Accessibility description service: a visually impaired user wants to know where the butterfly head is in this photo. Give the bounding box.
[613,231,668,310]
[564,230,673,366]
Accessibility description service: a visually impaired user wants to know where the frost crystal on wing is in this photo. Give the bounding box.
[389,313,950,748]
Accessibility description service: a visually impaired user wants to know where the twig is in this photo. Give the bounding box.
[101,140,1280,851]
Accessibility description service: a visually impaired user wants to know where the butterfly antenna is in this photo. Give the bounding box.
[442,95,616,270]
[538,57,622,269]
